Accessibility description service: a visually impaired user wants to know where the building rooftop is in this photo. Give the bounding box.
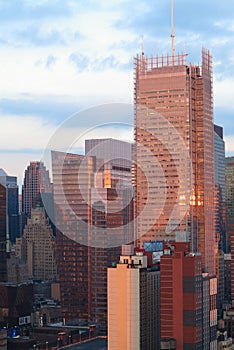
[0,168,8,176]
[62,337,107,350]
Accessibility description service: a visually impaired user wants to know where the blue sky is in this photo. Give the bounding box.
[0,0,234,184]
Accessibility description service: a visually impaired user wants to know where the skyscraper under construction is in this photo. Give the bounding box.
[134,48,216,276]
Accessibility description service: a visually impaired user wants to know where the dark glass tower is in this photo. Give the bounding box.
[0,184,7,282]
[0,169,19,245]
[214,125,226,252]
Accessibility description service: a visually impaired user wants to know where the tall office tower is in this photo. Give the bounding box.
[85,138,132,188]
[0,184,7,282]
[17,204,57,281]
[52,151,95,324]
[225,157,234,301]
[225,157,234,252]
[202,273,218,350]
[0,179,33,329]
[134,49,216,275]
[52,144,133,329]
[108,253,160,350]
[214,125,226,252]
[160,242,217,350]
[224,253,232,304]
[86,138,134,328]
[0,169,19,245]
[217,251,225,318]
[22,161,53,219]
[214,125,226,316]
[90,186,133,330]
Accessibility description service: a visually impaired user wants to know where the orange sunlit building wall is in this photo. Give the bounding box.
[134,50,216,276]
[51,145,133,330]
[160,242,217,349]
[160,242,202,349]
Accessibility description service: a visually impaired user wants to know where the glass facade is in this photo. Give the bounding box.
[225,157,234,251]
[225,157,234,301]
[52,146,133,328]
[0,184,7,282]
[0,174,19,245]
[134,50,216,275]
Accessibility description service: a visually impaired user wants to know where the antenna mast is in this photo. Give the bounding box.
[171,0,175,59]
[141,35,144,58]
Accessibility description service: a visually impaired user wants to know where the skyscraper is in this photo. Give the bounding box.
[0,173,33,329]
[160,242,217,349]
[214,125,226,252]
[214,125,226,316]
[225,157,234,252]
[85,138,132,189]
[17,205,57,281]
[22,161,53,219]
[0,184,7,282]
[0,169,19,245]
[134,49,216,275]
[225,157,234,301]
[52,140,133,329]
[52,151,92,323]
[160,242,202,349]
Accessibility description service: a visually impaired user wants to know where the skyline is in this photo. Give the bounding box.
[1,0,234,184]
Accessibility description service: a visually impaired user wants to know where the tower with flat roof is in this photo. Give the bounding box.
[108,252,160,350]
[52,138,133,330]
[0,169,19,245]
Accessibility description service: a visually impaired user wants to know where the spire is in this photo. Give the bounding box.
[141,35,145,58]
[171,0,175,59]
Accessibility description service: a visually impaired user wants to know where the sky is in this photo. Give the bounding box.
[0,0,234,187]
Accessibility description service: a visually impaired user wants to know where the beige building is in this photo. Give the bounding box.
[108,252,160,350]
[16,206,57,281]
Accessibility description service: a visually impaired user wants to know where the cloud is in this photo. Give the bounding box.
[0,152,45,188]
[214,77,234,110]
[0,96,82,122]
[69,53,131,72]
[0,45,133,106]
[0,0,72,22]
[224,136,234,155]
[46,55,57,69]
[45,125,133,155]
[0,114,56,151]
[0,0,234,172]
[0,106,134,185]
[69,53,89,71]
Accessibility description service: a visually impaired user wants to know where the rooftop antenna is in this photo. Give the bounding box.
[183,42,187,65]
[141,35,145,58]
[171,0,175,60]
